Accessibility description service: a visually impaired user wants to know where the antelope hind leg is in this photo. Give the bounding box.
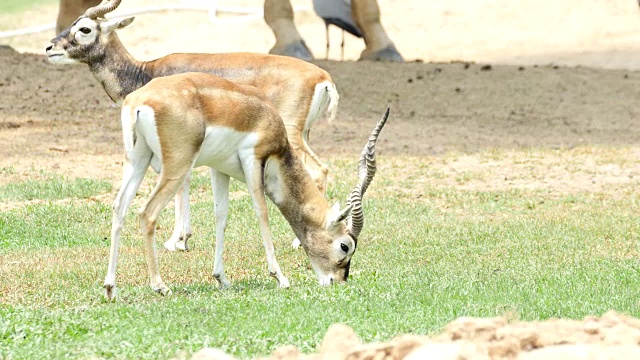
[164,171,193,252]
[104,150,152,300]
[140,171,191,296]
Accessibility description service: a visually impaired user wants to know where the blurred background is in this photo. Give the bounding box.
[2,0,640,69]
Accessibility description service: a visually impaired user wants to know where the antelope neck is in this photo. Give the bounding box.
[87,34,151,102]
[266,148,327,242]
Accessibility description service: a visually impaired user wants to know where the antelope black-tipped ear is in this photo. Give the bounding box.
[102,17,135,32]
[327,204,353,228]
[119,17,135,28]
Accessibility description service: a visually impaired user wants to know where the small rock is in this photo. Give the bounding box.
[49,146,69,153]
[319,323,362,355]
[406,342,488,360]
[191,348,236,360]
[268,345,304,360]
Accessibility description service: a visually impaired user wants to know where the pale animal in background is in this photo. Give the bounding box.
[55,0,403,62]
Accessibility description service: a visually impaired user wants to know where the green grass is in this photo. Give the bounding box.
[0,0,56,13]
[0,176,112,202]
[1,156,639,359]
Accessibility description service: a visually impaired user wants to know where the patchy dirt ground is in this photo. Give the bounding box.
[1,47,639,193]
[1,0,640,191]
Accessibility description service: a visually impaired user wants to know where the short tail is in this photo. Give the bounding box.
[120,105,138,151]
[304,81,340,132]
[326,82,339,125]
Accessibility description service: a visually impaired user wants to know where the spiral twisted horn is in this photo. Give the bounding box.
[346,106,390,239]
[84,0,123,19]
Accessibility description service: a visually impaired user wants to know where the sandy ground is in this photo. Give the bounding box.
[2,0,640,68]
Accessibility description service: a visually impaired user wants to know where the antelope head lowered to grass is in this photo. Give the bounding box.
[46,0,338,253]
[104,72,388,299]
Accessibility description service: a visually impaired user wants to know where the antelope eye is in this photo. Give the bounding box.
[79,27,92,34]
[340,243,349,253]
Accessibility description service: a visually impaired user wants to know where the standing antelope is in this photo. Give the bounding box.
[45,0,337,252]
[105,72,388,299]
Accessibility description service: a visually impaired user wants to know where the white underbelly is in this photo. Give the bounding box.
[134,108,256,182]
[193,126,259,182]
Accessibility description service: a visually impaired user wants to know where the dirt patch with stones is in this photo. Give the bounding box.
[1,47,639,199]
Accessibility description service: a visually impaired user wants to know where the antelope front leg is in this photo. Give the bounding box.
[105,155,150,300]
[164,171,192,252]
[210,169,231,289]
[242,156,290,288]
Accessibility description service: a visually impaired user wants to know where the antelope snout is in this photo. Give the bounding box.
[45,43,75,65]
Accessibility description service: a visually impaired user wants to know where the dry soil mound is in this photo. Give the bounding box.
[191,311,640,360]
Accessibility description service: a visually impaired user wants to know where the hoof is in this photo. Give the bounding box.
[164,239,178,252]
[278,277,290,288]
[164,235,191,252]
[175,239,190,251]
[104,283,116,301]
[360,45,404,62]
[213,274,231,290]
[291,237,301,249]
[152,285,172,296]
[270,272,290,288]
[269,40,313,61]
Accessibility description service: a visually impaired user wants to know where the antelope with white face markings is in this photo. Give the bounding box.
[104,72,388,299]
[46,0,338,253]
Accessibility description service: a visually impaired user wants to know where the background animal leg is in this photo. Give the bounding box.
[56,0,101,33]
[264,0,313,60]
[301,136,328,195]
[210,169,231,289]
[351,0,403,62]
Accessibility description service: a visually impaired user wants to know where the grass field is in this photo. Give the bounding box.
[1,150,639,359]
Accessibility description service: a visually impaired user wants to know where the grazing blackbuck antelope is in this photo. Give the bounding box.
[45,0,338,252]
[104,72,388,299]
